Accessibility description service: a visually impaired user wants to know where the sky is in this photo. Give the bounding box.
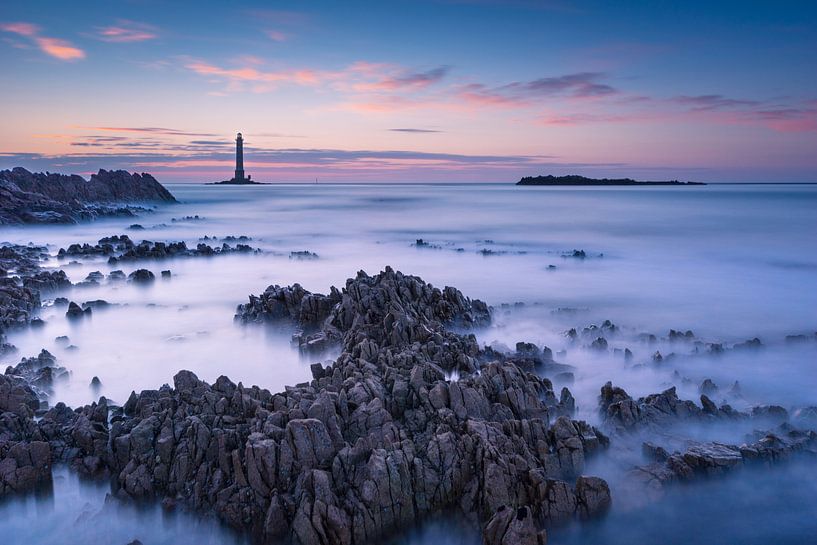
[1,0,816,183]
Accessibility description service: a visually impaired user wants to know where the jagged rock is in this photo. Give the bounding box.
[0,278,40,330]
[5,349,68,399]
[66,302,92,320]
[734,337,763,350]
[483,505,546,545]
[575,476,611,519]
[699,379,718,396]
[22,270,71,293]
[0,440,52,496]
[0,374,39,413]
[105,239,256,265]
[631,427,817,492]
[77,268,610,544]
[0,167,175,225]
[290,251,319,260]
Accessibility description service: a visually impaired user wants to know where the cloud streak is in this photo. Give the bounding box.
[1,21,85,60]
[95,20,158,43]
[389,128,443,133]
[78,126,219,137]
[356,66,450,91]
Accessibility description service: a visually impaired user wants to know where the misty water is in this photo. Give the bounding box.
[2,183,816,544]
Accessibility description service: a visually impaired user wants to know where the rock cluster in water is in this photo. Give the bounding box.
[0,265,815,545]
[0,267,610,545]
[0,167,176,224]
[57,235,258,264]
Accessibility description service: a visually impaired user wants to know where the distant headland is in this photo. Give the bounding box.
[207,132,267,185]
[0,167,176,225]
[517,175,705,186]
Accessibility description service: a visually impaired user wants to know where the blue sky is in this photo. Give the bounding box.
[1,0,816,182]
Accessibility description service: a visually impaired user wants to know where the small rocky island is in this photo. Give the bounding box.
[517,175,705,186]
[0,167,176,224]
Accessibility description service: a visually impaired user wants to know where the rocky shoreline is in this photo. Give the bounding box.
[0,167,176,225]
[1,258,815,545]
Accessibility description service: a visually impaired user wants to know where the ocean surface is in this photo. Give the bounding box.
[1,183,816,544]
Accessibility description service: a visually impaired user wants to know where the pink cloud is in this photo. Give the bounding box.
[96,20,158,43]
[186,60,321,87]
[0,22,40,36]
[35,37,85,60]
[1,21,85,61]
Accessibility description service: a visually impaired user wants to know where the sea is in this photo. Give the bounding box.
[1,183,815,544]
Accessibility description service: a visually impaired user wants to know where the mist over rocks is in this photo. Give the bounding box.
[0,167,176,225]
[0,259,813,543]
[104,267,607,543]
[0,267,609,543]
[597,382,817,499]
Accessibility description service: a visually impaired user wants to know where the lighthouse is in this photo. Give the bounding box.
[212,132,255,184]
[234,132,245,181]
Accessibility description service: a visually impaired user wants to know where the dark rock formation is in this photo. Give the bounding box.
[0,268,611,542]
[22,270,71,293]
[517,175,704,186]
[66,302,92,320]
[58,236,258,265]
[631,426,817,492]
[0,439,51,495]
[128,269,155,284]
[0,278,39,331]
[236,268,491,357]
[0,374,39,413]
[0,167,176,224]
[4,350,68,403]
[290,251,319,260]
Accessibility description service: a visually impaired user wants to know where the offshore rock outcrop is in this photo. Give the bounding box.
[57,235,258,264]
[632,427,817,494]
[0,167,176,225]
[598,383,817,495]
[236,268,491,355]
[108,268,608,543]
[0,268,610,543]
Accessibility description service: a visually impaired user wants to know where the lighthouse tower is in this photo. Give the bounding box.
[234,132,245,181]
